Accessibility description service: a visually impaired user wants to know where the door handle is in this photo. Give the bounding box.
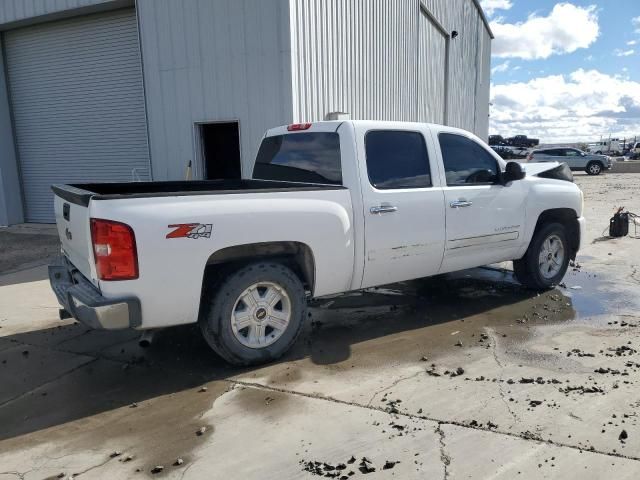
[370,205,398,215]
[450,200,473,208]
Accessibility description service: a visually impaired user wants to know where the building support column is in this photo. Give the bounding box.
[0,35,24,226]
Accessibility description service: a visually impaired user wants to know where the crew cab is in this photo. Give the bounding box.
[50,121,586,365]
[527,147,612,175]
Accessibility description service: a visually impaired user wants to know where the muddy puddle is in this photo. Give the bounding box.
[299,263,638,369]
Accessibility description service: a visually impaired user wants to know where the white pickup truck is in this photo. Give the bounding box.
[50,121,585,365]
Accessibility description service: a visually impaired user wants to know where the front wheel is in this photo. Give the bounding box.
[513,223,571,290]
[586,161,603,175]
[200,261,307,365]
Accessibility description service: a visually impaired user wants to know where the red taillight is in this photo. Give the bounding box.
[90,218,138,281]
[527,153,533,161]
[287,123,312,131]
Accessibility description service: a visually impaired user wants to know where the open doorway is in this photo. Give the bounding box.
[197,121,242,180]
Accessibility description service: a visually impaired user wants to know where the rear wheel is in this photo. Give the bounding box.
[200,261,307,365]
[513,223,570,290]
[586,161,603,175]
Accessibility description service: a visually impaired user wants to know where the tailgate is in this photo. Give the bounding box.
[52,185,95,283]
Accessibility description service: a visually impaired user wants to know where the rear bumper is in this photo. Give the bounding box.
[48,257,141,330]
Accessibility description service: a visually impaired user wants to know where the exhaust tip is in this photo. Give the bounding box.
[138,330,157,348]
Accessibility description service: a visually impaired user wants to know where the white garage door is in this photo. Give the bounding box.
[418,11,447,124]
[4,8,150,223]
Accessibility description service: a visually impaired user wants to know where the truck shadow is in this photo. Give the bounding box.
[299,267,578,365]
[0,267,576,442]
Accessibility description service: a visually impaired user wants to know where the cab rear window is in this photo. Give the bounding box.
[253,133,342,185]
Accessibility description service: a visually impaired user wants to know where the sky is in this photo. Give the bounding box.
[480,0,640,143]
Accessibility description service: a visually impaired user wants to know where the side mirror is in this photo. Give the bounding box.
[503,161,525,183]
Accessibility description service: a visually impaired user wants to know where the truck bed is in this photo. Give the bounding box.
[52,179,346,206]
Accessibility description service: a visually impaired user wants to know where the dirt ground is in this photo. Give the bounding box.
[1,172,640,479]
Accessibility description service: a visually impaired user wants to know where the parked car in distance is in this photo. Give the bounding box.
[491,145,529,161]
[49,120,586,365]
[488,134,505,146]
[527,147,611,175]
[506,135,539,148]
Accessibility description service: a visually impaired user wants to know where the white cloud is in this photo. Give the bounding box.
[491,61,510,75]
[480,0,513,17]
[633,16,640,33]
[490,69,640,142]
[628,40,638,46]
[491,3,599,60]
[614,49,635,57]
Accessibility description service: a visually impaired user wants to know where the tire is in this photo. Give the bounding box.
[513,222,571,290]
[200,261,307,366]
[585,161,603,175]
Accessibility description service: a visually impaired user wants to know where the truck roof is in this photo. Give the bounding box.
[265,120,479,140]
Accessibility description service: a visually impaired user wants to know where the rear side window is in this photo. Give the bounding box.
[253,133,342,185]
[365,130,431,189]
[438,133,499,186]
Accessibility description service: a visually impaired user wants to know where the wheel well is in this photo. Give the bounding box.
[534,209,580,258]
[198,242,315,320]
[587,159,604,166]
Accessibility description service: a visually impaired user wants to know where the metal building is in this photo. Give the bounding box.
[0,0,492,224]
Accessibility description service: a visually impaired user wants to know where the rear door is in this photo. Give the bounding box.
[355,124,446,288]
[535,149,561,162]
[436,131,527,273]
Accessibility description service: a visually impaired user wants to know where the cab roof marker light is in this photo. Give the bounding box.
[287,123,312,131]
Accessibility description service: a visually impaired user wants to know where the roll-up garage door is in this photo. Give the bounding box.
[4,8,150,223]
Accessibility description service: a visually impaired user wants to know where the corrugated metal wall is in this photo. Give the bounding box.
[136,0,293,179]
[290,0,491,140]
[0,0,115,26]
[290,0,418,123]
[418,9,447,125]
[420,0,491,139]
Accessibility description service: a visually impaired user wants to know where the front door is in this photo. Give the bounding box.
[357,126,446,288]
[436,132,527,273]
[561,148,584,168]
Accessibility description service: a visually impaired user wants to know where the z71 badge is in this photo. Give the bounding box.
[166,223,213,239]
